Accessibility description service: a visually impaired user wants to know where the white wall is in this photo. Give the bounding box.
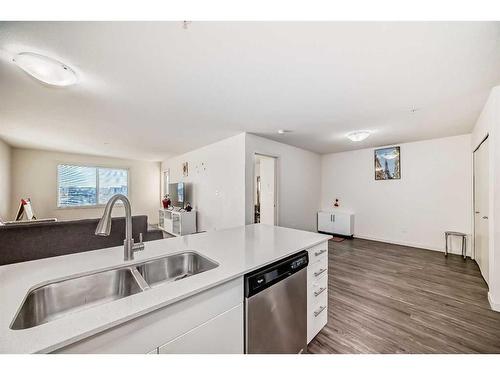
[0,138,11,220]
[321,134,473,254]
[10,148,161,224]
[472,86,500,311]
[161,134,246,232]
[245,133,321,232]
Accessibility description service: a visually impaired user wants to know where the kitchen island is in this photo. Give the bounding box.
[0,224,330,353]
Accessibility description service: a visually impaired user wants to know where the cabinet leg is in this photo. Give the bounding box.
[445,234,448,257]
[462,237,466,260]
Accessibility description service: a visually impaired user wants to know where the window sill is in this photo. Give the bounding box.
[56,203,125,210]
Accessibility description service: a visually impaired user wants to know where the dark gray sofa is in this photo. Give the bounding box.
[0,215,163,266]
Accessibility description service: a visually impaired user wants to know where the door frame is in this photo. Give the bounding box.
[472,134,489,261]
[163,169,170,197]
[253,153,279,226]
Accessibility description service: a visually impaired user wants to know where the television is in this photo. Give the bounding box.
[168,182,190,208]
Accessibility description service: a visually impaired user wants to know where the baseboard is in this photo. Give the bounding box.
[318,231,353,239]
[488,292,500,312]
[353,234,466,256]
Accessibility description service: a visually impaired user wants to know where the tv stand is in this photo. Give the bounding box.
[158,208,197,236]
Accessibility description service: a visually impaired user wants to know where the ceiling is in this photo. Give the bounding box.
[1,22,499,161]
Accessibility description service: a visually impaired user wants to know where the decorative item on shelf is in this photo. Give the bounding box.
[15,198,36,221]
[182,162,189,177]
[333,199,339,207]
[185,202,193,212]
[374,146,401,180]
[162,194,171,209]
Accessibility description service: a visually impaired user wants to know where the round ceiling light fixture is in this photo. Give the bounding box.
[346,130,371,142]
[278,129,292,134]
[13,52,78,87]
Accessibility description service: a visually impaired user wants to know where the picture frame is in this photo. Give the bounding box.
[374,146,401,180]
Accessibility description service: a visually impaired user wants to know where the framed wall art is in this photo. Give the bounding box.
[374,146,400,180]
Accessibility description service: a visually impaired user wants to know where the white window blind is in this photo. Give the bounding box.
[57,164,128,207]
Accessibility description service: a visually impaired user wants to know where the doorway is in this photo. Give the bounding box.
[163,169,170,197]
[473,136,489,284]
[254,154,277,225]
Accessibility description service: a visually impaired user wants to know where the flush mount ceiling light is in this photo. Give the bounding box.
[278,129,292,134]
[346,130,371,142]
[13,52,77,86]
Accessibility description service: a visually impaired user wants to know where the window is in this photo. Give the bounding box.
[57,164,128,207]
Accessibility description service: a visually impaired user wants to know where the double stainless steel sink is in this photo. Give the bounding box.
[11,252,218,330]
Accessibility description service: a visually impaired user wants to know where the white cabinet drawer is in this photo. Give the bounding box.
[308,261,328,283]
[309,274,328,305]
[308,301,328,342]
[307,242,328,265]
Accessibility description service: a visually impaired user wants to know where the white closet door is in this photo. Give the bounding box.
[474,138,489,284]
[259,156,276,225]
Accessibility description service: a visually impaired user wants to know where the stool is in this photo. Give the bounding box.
[445,231,467,259]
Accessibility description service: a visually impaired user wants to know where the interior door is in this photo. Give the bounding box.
[259,155,276,225]
[474,137,489,284]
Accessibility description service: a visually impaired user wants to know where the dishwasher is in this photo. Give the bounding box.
[244,250,309,354]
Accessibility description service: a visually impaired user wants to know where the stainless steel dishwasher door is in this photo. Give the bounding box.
[245,267,307,354]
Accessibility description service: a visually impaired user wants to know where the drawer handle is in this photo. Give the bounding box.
[314,287,326,297]
[314,305,327,317]
[314,268,327,277]
[314,249,327,257]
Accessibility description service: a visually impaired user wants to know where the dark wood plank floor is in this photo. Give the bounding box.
[307,238,500,353]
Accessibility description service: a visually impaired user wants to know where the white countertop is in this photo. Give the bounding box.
[0,224,330,353]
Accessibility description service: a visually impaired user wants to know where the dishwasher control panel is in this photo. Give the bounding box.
[244,251,309,298]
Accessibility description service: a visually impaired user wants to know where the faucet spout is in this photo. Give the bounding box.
[95,194,144,261]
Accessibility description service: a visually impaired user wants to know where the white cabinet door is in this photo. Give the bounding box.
[317,212,334,233]
[54,278,243,353]
[158,304,243,354]
[474,138,489,283]
[332,213,351,236]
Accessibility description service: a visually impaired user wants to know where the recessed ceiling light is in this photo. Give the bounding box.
[13,52,78,87]
[346,130,371,142]
[278,129,292,134]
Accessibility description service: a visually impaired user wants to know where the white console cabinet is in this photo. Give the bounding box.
[158,208,197,236]
[317,210,354,236]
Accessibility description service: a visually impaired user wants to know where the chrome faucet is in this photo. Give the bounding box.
[95,194,144,261]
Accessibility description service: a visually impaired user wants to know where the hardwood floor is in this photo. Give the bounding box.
[307,238,500,353]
